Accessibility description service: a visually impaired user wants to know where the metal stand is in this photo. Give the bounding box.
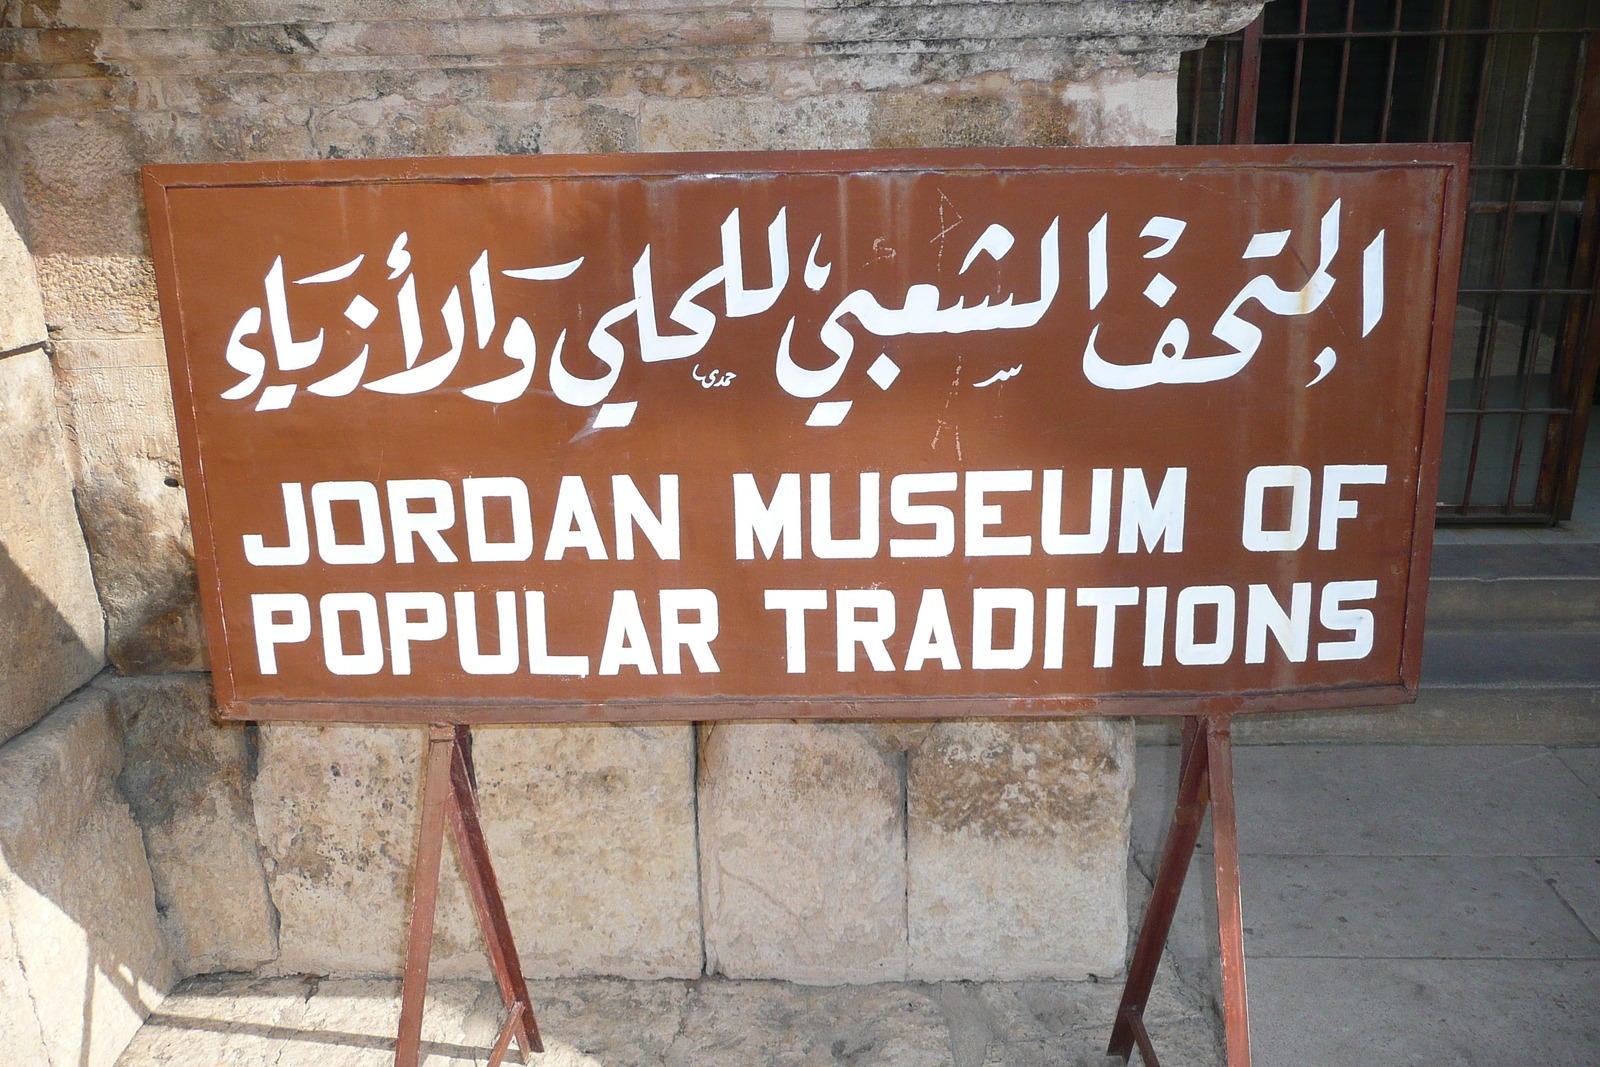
[1109,714,1252,1067]
[395,724,542,1067]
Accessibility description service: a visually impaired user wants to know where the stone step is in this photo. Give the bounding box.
[1192,617,1600,746]
[1136,688,1600,746]
[1420,628,1600,688]
[1426,543,1600,629]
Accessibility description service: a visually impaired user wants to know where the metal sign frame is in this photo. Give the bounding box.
[145,145,1468,727]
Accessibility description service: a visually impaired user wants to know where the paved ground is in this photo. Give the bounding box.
[114,961,1215,1067]
[1133,743,1600,1066]
[113,741,1600,1067]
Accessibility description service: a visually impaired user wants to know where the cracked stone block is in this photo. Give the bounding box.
[99,672,279,977]
[49,338,206,674]
[252,722,700,980]
[0,348,106,745]
[907,721,1134,981]
[698,722,908,983]
[0,687,175,1067]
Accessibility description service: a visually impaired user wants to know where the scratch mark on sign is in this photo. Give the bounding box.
[931,190,963,271]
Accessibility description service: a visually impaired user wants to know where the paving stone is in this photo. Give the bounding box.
[669,980,951,1067]
[1533,858,1600,944]
[1176,690,1600,746]
[518,976,689,1067]
[0,688,175,1067]
[1131,743,1189,857]
[1138,742,1600,856]
[1239,856,1600,960]
[1129,851,1223,1028]
[0,349,106,744]
[1228,745,1600,857]
[1557,747,1600,791]
[112,966,1222,1067]
[1422,628,1600,686]
[1246,958,1600,1067]
[97,673,278,976]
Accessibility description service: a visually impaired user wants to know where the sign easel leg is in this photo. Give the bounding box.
[445,726,542,1060]
[1107,713,1252,1066]
[1207,716,1252,1066]
[394,724,542,1067]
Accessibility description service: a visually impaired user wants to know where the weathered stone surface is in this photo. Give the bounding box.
[907,721,1134,981]
[0,347,105,746]
[0,687,175,1067]
[637,71,1180,153]
[33,255,164,340]
[253,723,699,980]
[699,722,908,983]
[0,200,46,350]
[97,672,278,977]
[13,113,149,258]
[50,339,205,674]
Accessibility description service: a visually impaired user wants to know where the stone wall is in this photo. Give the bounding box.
[0,196,103,745]
[1,189,174,1067]
[0,0,1263,1027]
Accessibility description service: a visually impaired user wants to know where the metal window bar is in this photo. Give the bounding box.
[1177,0,1600,522]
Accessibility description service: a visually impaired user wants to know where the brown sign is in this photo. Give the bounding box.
[144,145,1467,723]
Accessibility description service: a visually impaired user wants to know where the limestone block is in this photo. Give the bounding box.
[0,687,175,1067]
[14,112,148,258]
[252,724,457,978]
[0,200,46,351]
[906,720,1134,981]
[0,349,105,746]
[472,723,701,978]
[33,254,163,340]
[253,723,700,980]
[98,672,278,976]
[698,722,908,983]
[1061,70,1181,147]
[50,340,206,673]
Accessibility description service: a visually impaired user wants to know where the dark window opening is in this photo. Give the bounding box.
[1179,0,1600,523]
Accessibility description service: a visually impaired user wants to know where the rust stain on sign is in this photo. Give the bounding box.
[142,145,1468,723]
